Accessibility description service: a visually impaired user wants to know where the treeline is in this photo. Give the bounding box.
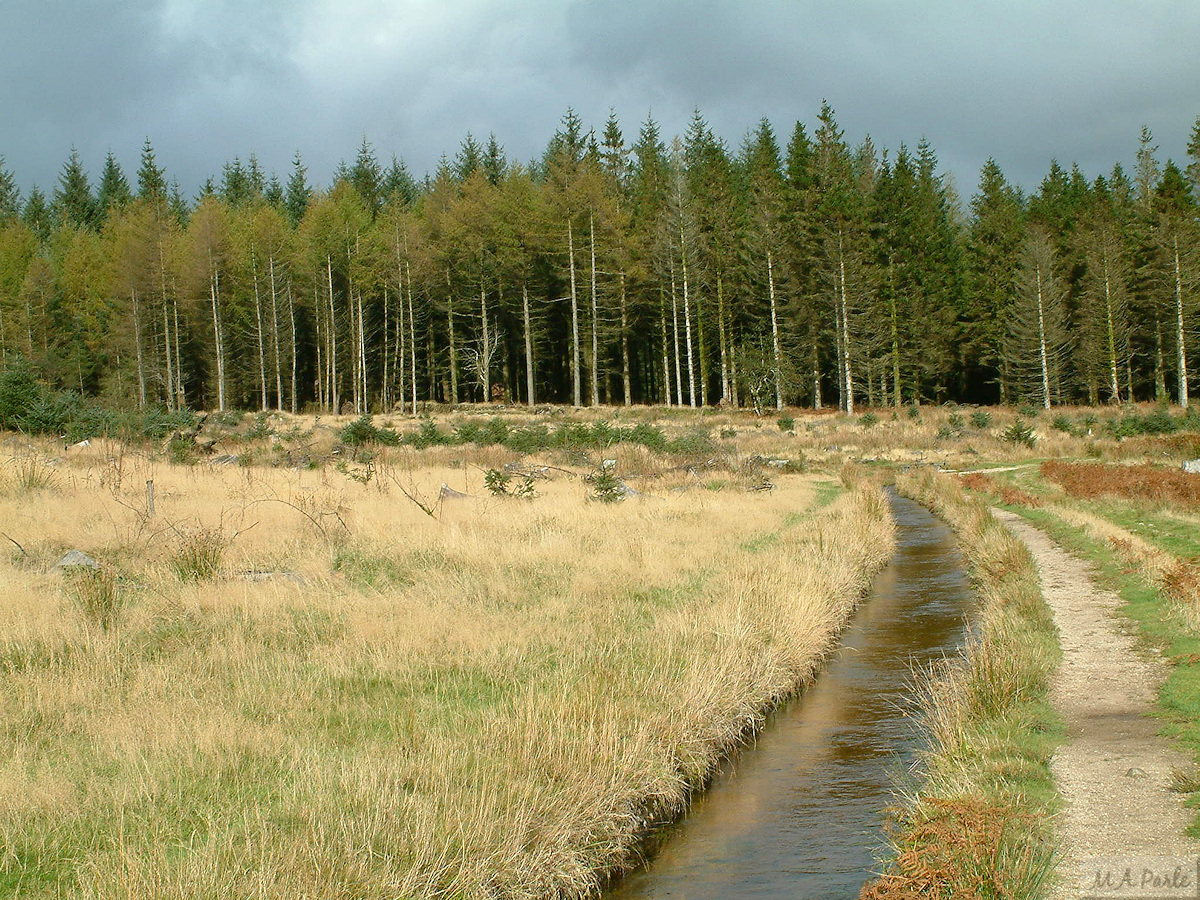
[1,105,1198,415]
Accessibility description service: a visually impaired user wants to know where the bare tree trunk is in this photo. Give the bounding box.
[252,257,269,412]
[889,265,901,407]
[269,256,283,411]
[837,233,854,415]
[660,291,672,406]
[522,282,536,406]
[1174,236,1189,410]
[209,265,227,412]
[407,262,417,412]
[288,283,297,413]
[682,228,696,408]
[132,289,147,410]
[568,220,581,407]
[717,273,729,404]
[161,302,174,412]
[480,282,491,401]
[172,296,184,409]
[619,272,631,406]
[1155,312,1167,403]
[357,290,368,412]
[768,251,783,411]
[326,256,338,413]
[382,284,390,411]
[671,268,683,406]
[1103,255,1120,403]
[811,343,822,410]
[589,211,600,406]
[1035,266,1051,409]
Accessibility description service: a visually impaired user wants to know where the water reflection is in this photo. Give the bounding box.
[606,491,973,900]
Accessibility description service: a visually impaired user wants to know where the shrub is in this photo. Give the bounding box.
[484,469,511,497]
[907,404,921,420]
[970,410,992,429]
[1002,418,1036,448]
[777,415,795,432]
[861,413,878,429]
[588,464,625,503]
[1050,414,1075,435]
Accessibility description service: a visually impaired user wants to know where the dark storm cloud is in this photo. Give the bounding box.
[3,1,1198,203]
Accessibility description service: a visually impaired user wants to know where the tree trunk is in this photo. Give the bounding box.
[619,272,631,406]
[252,257,269,412]
[1035,265,1051,409]
[407,262,417,412]
[288,283,298,413]
[523,282,536,406]
[480,282,491,401]
[1174,236,1189,410]
[660,291,672,406]
[357,290,368,412]
[589,212,600,406]
[132,289,146,410]
[671,269,683,406]
[717,273,729,404]
[1103,257,1120,403]
[768,251,783,411]
[682,228,696,408]
[209,266,226,412]
[161,301,174,412]
[326,256,338,413]
[568,220,581,407]
[269,256,283,411]
[837,233,854,415]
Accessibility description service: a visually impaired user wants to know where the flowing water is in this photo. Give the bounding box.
[606,491,974,900]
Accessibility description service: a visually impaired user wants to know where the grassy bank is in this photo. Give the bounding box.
[0,438,892,898]
[861,470,1062,900]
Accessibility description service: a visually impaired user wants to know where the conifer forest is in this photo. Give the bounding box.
[2,105,1199,416]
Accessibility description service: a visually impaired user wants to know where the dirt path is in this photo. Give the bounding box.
[994,510,1197,897]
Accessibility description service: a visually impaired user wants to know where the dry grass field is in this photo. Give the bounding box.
[0,424,892,899]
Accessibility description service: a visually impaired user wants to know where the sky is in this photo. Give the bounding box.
[4,0,1199,204]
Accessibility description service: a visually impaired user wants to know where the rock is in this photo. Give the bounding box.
[210,454,239,466]
[72,439,91,448]
[439,483,471,500]
[1124,766,1149,778]
[53,550,100,572]
[240,571,306,584]
[1183,459,1200,474]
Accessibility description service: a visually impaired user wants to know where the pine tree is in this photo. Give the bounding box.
[96,151,133,219]
[0,157,22,221]
[383,156,418,206]
[22,187,51,242]
[53,148,97,230]
[284,152,312,226]
[963,158,1024,403]
[137,139,168,204]
[1007,227,1070,408]
[482,134,506,187]
[349,137,383,215]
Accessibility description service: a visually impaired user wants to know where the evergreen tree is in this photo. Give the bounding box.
[455,133,484,182]
[96,151,133,219]
[349,137,383,214]
[284,152,312,226]
[383,156,418,206]
[53,148,97,230]
[0,157,22,221]
[1007,227,1071,408]
[963,158,1024,403]
[483,134,506,187]
[137,138,168,204]
[22,187,51,241]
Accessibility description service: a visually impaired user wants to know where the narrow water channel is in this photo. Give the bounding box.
[606,490,974,900]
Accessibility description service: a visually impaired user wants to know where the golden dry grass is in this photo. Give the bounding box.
[0,436,892,899]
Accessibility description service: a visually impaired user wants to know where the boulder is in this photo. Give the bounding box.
[1183,459,1200,475]
[53,550,100,572]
